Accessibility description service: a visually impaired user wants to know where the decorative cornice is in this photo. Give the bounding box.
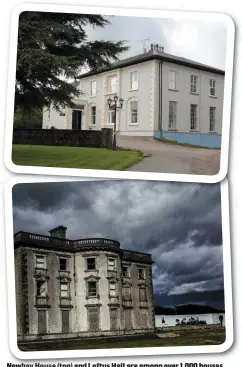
[34,304,51,309]
[84,275,100,281]
[59,304,74,309]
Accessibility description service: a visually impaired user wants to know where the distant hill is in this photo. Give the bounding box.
[155,303,225,315]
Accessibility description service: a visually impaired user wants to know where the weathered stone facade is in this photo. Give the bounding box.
[14,227,155,341]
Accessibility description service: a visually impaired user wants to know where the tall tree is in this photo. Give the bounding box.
[16,12,128,111]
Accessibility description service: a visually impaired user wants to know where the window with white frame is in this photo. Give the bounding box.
[90,81,96,96]
[35,255,46,269]
[168,101,177,129]
[108,76,117,94]
[60,282,69,298]
[169,71,177,90]
[130,100,138,124]
[210,79,216,96]
[190,75,198,93]
[190,104,198,131]
[107,258,115,271]
[87,281,97,297]
[109,282,117,297]
[59,257,68,271]
[108,109,115,124]
[36,280,47,297]
[86,257,96,271]
[130,71,138,90]
[209,107,216,132]
[90,106,96,125]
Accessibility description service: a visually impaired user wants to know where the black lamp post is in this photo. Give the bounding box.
[107,96,124,150]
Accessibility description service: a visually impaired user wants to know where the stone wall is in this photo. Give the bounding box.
[13,128,113,149]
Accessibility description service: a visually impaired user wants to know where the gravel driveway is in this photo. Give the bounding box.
[117,136,221,175]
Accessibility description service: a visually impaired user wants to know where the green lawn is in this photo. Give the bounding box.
[18,328,226,352]
[12,145,143,170]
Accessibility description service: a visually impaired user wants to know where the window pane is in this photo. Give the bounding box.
[36,280,46,297]
[169,101,177,129]
[122,266,129,277]
[91,106,96,125]
[138,268,145,279]
[209,107,216,131]
[36,255,45,268]
[88,281,97,297]
[131,101,138,123]
[108,76,117,93]
[87,258,96,270]
[59,258,67,271]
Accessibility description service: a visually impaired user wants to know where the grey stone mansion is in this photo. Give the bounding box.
[14,226,155,341]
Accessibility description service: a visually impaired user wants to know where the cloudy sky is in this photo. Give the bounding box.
[84,15,227,70]
[12,180,224,309]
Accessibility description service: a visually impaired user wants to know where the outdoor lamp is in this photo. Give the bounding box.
[119,98,124,108]
[114,95,119,103]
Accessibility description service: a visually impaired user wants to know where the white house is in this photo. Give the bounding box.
[43,44,225,148]
[155,313,225,328]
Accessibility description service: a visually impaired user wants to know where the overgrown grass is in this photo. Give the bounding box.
[155,137,221,150]
[12,145,143,170]
[18,328,226,351]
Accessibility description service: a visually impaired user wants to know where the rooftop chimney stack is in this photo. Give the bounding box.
[49,226,67,239]
[151,44,154,52]
[161,46,164,53]
[156,44,159,51]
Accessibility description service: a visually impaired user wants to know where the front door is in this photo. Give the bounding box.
[72,109,82,130]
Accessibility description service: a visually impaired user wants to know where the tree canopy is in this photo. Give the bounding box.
[16,12,129,111]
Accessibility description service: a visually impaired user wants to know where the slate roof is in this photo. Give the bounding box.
[78,48,225,79]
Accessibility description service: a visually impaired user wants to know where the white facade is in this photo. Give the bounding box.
[43,48,225,147]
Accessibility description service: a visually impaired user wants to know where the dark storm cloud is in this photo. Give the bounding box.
[12,180,224,307]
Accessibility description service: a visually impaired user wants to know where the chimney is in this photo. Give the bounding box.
[151,44,154,52]
[49,226,67,239]
[161,46,164,53]
[156,44,159,51]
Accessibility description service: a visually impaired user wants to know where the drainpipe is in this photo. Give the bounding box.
[158,62,163,138]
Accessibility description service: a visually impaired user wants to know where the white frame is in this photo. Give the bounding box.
[90,105,96,125]
[210,79,216,96]
[169,70,177,90]
[35,254,46,269]
[130,71,138,90]
[90,80,96,97]
[107,75,117,94]
[60,282,69,298]
[210,106,216,132]
[168,101,177,129]
[190,104,198,131]
[190,75,198,93]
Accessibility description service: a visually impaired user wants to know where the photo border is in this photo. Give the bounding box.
[4,176,233,359]
[4,3,235,184]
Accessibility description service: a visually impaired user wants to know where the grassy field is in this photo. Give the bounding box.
[12,145,143,170]
[18,328,226,352]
